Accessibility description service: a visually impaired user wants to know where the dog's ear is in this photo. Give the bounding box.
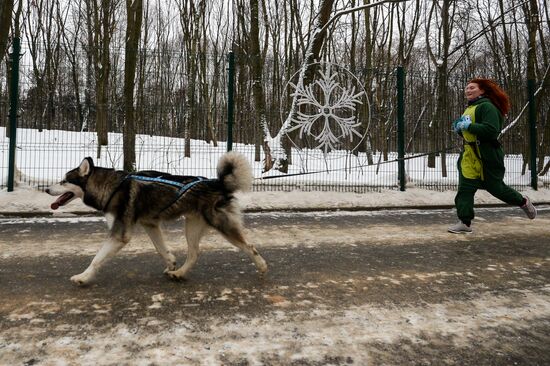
[79,157,94,176]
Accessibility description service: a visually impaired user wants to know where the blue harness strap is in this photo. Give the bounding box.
[127,174,215,214]
[128,175,209,195]
[102,174,215,213]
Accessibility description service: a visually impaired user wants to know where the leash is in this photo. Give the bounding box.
[256,147,457,181]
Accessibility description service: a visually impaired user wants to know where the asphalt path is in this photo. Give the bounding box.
[1,206,549,365]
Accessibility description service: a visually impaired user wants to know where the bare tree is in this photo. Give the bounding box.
[249,0,270,164]
[85,0,119,153]
[396,0,421,65]
[257,0,410,173]
[204,0,229,148]
[122,0,143,171]
[5,0,548,187]
[60,0,85,130]
[424,0,456,176]
[23,0,65,130]
[536,0,550,175]
[261,0,336,173]
[3,0,21,138]
[1,0,14,135]
[521,0,546,175]
[176,0,206,157]
[0,0,14,62]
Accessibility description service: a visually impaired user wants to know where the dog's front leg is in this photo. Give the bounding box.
[71,237,127,286]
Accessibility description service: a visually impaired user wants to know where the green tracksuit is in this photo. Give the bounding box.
[455,97,523,225]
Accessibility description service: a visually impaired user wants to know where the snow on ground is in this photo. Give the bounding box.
[1,184,549,214]
[2,127,549,213]
[5,290,549,365]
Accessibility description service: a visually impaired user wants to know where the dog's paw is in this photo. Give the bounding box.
[258,266,268,279]
[164,254,177,273]
[70,273,93,286]
[163,264,177,274]
[256,258,268,276]
[165,270,187,281]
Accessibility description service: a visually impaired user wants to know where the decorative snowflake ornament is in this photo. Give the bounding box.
[283,62,369,156]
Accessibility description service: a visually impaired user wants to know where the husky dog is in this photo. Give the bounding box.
[46,152,267,286]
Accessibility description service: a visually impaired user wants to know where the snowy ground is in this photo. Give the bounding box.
[1,207,549,365]
[2,169,550,366]
[1,185,550,214]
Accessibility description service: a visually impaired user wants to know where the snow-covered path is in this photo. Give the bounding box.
[1,207,549,365]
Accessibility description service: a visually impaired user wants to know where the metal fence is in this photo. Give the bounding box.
[1,42,548,192]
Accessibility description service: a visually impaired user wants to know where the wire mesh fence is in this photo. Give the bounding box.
[1,44,548,192]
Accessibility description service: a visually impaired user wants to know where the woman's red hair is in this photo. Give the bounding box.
[468,78,511,116]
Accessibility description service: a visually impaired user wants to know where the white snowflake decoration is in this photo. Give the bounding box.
[286,63,365,154]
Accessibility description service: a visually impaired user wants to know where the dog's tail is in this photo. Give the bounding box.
[217,152,253,192]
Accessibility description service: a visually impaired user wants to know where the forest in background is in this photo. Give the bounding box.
[0,0,548,175]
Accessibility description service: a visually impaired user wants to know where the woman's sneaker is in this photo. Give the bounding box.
[520,196,537,219]
[448,222,473,234]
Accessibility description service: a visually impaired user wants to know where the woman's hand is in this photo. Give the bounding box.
[453,116,472,133]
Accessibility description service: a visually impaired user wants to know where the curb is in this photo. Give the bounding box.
[1,202,548,218]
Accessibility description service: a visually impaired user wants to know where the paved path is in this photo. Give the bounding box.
[1,207,549,365]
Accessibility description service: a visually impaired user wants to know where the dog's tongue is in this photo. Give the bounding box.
[50,192,74,210]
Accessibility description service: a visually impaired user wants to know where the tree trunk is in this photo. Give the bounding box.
[523,0,539,174]
[0,0,14,63]
[426,0,452,177]
[123,0,143,172]
[263,0,336,173]
[249,0,271,170]
[89,0,116,148]
[538,106,550,174]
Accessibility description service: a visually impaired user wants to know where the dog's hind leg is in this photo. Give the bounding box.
[221,228,268,277]
[166,215,207,280]
[142,223,177,273]
[212,213,267,276]
[207,207,267,276]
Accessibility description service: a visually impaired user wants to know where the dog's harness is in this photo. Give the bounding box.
[102,174,215,213]
[128,175,209,194]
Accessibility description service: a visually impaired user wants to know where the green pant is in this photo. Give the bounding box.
[455,156,523,225]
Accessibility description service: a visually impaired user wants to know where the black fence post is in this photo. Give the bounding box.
[8,37,21,192]
[227,51,235,152]
[527,79,537,190]
[396,66,406,191]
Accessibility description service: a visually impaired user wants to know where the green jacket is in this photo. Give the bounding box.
[459,97,506,181]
